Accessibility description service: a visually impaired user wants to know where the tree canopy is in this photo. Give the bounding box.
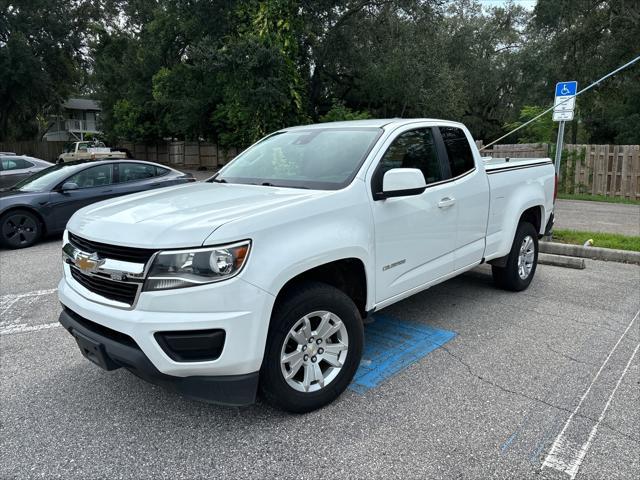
[1,0,639,145]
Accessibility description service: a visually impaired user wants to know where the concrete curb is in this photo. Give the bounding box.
[539,252,586,269]
[540,241,640,265]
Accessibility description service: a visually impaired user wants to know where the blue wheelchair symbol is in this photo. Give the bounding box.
[556,81,577,97]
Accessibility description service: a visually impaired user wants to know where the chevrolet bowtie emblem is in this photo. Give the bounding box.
[75,252,104,274]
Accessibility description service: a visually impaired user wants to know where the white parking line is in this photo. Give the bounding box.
[0,288,60,335]
[542,309,639,478]
[566,342,639,478]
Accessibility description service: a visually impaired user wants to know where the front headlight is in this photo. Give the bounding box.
[144,240,251,291]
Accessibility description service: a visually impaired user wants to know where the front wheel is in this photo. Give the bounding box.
[260,282,363,413]
[492,222,539,291]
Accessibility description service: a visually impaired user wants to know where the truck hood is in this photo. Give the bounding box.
[67,182,326,248]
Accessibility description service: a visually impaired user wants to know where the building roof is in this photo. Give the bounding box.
[62,98,101,111]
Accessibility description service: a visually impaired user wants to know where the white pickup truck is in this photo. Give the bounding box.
[58,119,556,412]
[57,141,127,163]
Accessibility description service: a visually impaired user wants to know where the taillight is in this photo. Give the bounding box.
[553,173,558,202]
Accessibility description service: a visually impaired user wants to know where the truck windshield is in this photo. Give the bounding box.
[213,128,382,190]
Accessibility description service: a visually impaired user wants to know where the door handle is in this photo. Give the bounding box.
[437,197,456,208]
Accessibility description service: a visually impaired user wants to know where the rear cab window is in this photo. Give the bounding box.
[438,126,475,177]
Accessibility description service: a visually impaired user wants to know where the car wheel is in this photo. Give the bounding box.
[0,210,42,249]
[260,282,363,413]
[57,158,64,164]
[492,221,539,292]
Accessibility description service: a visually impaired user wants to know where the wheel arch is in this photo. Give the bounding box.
[519,205,543,234]
[272,258,368,320]
[489,204,544,268]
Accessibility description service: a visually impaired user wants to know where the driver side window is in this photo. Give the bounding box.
[65,164,114,189]
[374,128,444,193]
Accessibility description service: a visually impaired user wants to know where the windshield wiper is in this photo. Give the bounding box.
[211,177,227,183]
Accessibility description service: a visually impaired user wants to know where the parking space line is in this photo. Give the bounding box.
[0,288,59,336]
[0,322,60,335]
[541,309,639,478]
[566,342,639,478]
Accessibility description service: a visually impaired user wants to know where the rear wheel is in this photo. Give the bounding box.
[492,222,538,291]
[0,209,42,249]
[260,282,363,413]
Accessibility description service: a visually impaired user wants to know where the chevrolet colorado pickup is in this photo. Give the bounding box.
[58,119,556,412]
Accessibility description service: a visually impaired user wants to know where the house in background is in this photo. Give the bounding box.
[43,98,102,141]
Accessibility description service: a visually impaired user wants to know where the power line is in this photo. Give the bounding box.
[480,55,640,151]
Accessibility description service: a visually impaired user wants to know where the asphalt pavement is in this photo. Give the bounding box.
[554,199,640,236]
[1,237,638,479]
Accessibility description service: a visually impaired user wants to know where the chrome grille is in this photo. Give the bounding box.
[70,267,140,306]
[68,233,156,264]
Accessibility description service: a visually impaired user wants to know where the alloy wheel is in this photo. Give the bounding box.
[279,310,349,393]
[517,235,535,279]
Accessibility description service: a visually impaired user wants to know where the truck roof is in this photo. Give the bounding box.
[284,118,465,131]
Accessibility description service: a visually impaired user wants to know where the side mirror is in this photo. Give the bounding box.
[379,168,427,199]
[61,182,79,192]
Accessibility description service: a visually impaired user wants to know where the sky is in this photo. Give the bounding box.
[478,0,537,10]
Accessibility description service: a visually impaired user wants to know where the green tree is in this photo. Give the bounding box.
[504,105,555,143]
[524,0,640,144]
[319,102,371,122]
[0,0,92,140]
[212,0,309,146]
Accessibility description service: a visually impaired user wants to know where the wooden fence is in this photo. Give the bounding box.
[478,142,639,199]
[0,140,66,161]
[0,140,242,168]
[116,141,241,169]
[2,139,639,199]
[563,144,639,200]
[476,142,550,159]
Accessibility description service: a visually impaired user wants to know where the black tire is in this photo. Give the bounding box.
[260,282,364,413]
[57,158,64,164]
[0,209,42,249]
[492,221,539,291]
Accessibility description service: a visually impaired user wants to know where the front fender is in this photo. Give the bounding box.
[207,183,376,310]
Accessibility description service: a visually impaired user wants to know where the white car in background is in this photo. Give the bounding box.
[0,155,52,189]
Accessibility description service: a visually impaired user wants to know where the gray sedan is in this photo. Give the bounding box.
[0,155,53,189]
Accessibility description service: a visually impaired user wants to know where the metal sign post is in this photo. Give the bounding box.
[554,121,565,176]
[553,81,578,178]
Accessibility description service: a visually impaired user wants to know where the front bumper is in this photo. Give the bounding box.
[58,263,276,405]
[59,307,259,405]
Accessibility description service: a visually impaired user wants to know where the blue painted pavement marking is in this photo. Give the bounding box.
[349,315,456,394]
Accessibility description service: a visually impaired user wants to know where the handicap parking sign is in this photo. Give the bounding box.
[553,81,578,121]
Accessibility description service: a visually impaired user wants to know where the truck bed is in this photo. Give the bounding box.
[482,156,556,263]
[483,156,553,172]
